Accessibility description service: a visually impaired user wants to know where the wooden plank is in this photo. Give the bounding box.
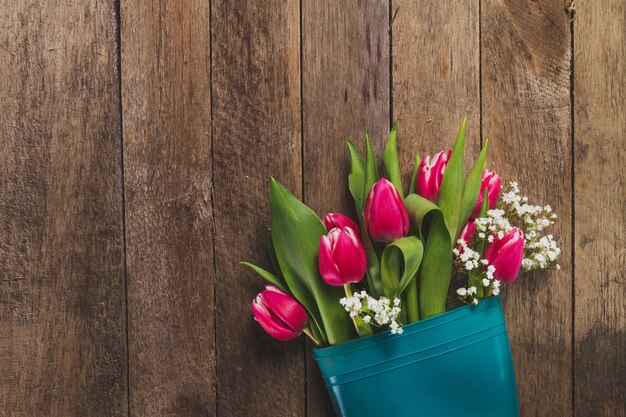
[573,1,626,415]
[301,1,390,415]
[120,1,215,415]
[393,0,481,308]
[481,0,572,415]
[211,1,304,416]
[0,0,127,415]
[393,0,481,173]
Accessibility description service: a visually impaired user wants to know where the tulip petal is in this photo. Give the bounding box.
[366,179,408,242]
[324,213,360,235]
[485,228,524,284]
[318,235,344,286]
[331,228,367,284]
[251,298,299,341]
[261,289,308,332]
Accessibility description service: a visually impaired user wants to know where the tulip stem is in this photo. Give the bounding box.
[302,326,321,347]
[343,283,353,299]
[343,284,374,337]
[484,285,493,298]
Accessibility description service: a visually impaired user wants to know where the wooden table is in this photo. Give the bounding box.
[1,0,623,416]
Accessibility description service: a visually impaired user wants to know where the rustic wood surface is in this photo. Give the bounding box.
[0,0,128,415]
[0,0,624,416]
[302,1,389,415]
[120,0,215,415]
[212,1,304,416]
[573,0,626,415]
[481,0,573,415]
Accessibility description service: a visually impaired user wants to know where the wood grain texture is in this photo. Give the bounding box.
[120,1,215,416]
[393,0,481,175]
[393,0,480,308]
[211,1,304,416]
[0,0,127,415]
[481,0,572,415]
[302,1,390,415]
[573,1,626,415]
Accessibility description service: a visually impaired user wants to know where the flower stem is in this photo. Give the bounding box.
[344,284,374,337]
[343,283,353,299]
[484,285,493,298]
[302,326,321,347]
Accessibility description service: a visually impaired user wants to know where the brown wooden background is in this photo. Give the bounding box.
[1,0,624,416]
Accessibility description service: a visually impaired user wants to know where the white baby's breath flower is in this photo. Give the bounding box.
[340,291,403,334]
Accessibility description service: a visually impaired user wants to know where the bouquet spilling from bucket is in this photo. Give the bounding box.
[242,120,560,417]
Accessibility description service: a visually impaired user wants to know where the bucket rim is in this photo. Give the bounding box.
[313,296,502,358]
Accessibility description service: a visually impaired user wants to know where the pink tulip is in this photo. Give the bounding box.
[251,285,308,341]
[323,213,360,235]
[364,178,409,242]
[417,150,451,202]
[319,227,367,286]
[458,220,476,248]
[472,169,502,218]
[483,228,525,284]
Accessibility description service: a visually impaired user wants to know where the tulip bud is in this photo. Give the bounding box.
[472,169,502,218]
[458,220,476,248]
[319,227,367,286]
[251,285,308,341]
[364,178,409,242]
[323,213,360,235]
[416,150,451,202]
[483,228,525,284]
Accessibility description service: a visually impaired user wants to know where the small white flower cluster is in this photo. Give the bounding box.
[340,291,404,334]
[474,209,513,239]
[452,239,481,271]
[499,181,561,271]
[456,286,479,305]
[456,264,501,305]
[500,182,557,232]
[481,263,501,296]
[522,233,561,271]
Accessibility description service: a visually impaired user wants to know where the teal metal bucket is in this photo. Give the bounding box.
[313,296,519,417]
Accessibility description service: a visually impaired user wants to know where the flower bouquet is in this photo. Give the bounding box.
[242,120,560,417]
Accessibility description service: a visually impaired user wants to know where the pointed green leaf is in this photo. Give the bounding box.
[468,188,491,298]
[383,123,403,197]
[460,139,488,227]
[347,141,366,213]
[240,262,288,292]
[409,152,421,194]
[380,236,423,298]
[438,118,467,242]
[269,178,355,345]
[419,212,453,318]
[363,135,379,201]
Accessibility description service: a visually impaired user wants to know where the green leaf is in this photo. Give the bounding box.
[419,212,453,318]
[409,152,421,194]
[405,193,441,234]
[363,135,379,201]
[267,234,284,280]
[383,123,403,197]
[468,188,491,298]
[347,141,366,214]
[240,261,288,293]
[460,139,488,227]
[269,178,355,345]
[438,118,467,242]
[380,236,424,298]
[348,139,383,298]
